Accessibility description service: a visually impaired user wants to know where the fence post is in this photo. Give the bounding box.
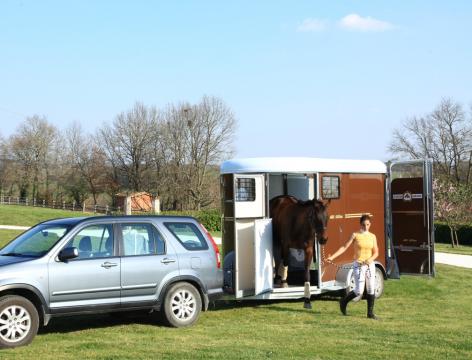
[124,196,132,215]
[106,205,109,214]
[25,198,29,206]
[17,197,19,205]
[117,206,121,214]
[152,196,161,214]
[42,199,45,208]
[33,198,36,207]
[72,201,76,212]
[94,204,97,214]
[8,197,11,205]
[63,201,66,210]
[83,202,86,212]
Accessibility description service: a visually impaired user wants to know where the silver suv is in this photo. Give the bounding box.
[0,215,223,348]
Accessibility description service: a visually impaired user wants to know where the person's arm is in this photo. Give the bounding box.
[365,235,379,264]
[327,233,355,261]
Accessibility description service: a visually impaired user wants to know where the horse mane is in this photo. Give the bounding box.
[296,198,325,208]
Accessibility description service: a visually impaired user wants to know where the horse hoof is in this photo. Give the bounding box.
[303,302,312,310]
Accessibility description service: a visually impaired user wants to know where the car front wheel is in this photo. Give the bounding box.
[162,282,202,328]
[0,295,39,348]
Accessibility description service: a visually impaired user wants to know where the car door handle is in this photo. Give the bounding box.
[161,258,176,264]
[101,262,118,269]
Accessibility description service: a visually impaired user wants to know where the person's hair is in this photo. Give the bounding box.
[360,214,371,224]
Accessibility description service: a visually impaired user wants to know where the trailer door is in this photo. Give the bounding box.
[389,160,434,276]
[254,219,273,295]
[232,174,266,298]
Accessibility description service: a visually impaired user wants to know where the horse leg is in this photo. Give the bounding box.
[274,245,283,287]
[277,242,289,288]
[303,245,314,309]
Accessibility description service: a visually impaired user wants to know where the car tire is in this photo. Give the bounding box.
[0,295,39,349]
[161,282,202,328]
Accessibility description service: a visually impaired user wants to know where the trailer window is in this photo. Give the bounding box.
[322,176,340,199]
[235,178,256,202]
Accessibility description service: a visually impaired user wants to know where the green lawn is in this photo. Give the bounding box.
[435,243,472,256]
[0,264,469,359]
[0,204,92,227]
[0,206,471,358]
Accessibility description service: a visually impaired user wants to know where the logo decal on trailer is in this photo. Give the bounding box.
[392,192,423,202]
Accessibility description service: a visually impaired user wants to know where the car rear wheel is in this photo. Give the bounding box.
[0,295,39,349]
[162,282,202,328]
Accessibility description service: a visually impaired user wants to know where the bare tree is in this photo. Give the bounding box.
[8,116,58,199]
[97,102,160,193]
[184,96,236,209]
[389,98,472,184]
[65,122,107,205]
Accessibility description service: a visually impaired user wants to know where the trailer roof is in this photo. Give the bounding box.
[220,157,387,174]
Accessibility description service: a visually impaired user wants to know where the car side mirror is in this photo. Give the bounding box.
[58,247,79,262]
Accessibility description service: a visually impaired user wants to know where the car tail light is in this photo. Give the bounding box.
[200,223,221,269]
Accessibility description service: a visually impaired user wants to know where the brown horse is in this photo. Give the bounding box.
[270,195,329,309]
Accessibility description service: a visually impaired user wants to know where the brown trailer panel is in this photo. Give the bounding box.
[320,173,386,283]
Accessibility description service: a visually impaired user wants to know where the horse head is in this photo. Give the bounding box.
[313,200,329,245]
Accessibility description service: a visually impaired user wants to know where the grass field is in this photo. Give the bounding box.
[0,204,93,226]
[435,243,472,256]
[0,264,469,359]
[0,206,471,358]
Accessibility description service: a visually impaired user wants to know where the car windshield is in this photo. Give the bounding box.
[0,224,72,258]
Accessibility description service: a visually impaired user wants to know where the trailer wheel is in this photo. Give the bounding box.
[373,266,384,299]
[345,266,384,300]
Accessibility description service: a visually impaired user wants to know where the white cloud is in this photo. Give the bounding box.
[338,13,393,32]
[297,18,328,32]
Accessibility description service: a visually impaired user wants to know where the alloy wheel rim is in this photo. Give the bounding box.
[0,305,32,343]
[171,289,196,320]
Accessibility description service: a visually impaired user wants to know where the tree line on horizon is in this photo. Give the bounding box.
[0,95,236,211]
[389,97,472,245]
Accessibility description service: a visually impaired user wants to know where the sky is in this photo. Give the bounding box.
[1,1,471,162]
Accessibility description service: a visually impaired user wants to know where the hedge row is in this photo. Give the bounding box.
[435,222,472,246]
[154,210,472,245]
[161,209,221,232]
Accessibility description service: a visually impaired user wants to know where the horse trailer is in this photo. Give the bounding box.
[220,157,434,301]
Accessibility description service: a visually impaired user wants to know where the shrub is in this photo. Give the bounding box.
[434,222,472,246]
[160,209,221,232]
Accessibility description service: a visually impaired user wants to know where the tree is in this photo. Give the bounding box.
[65,122,107,205]
[434,177,472,247]
[159,96,236,210]
[8,116,58,199]
[97,102,160,193]
[184,96,236,210]
[389,98,472,184]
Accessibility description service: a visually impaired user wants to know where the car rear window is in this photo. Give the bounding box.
[164,222,208,251]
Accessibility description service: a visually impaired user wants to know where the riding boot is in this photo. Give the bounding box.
[367,294,379,320]
[340,291,357,315]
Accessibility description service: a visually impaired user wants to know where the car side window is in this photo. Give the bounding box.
[120,223,165,256]
[164,222,208,251]
[66,224,114,259]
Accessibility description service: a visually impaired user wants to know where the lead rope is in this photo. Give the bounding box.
[320,245,372,284]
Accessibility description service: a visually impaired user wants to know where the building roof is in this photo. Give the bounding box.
[115,191,152,197]
[220,157,387,174]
